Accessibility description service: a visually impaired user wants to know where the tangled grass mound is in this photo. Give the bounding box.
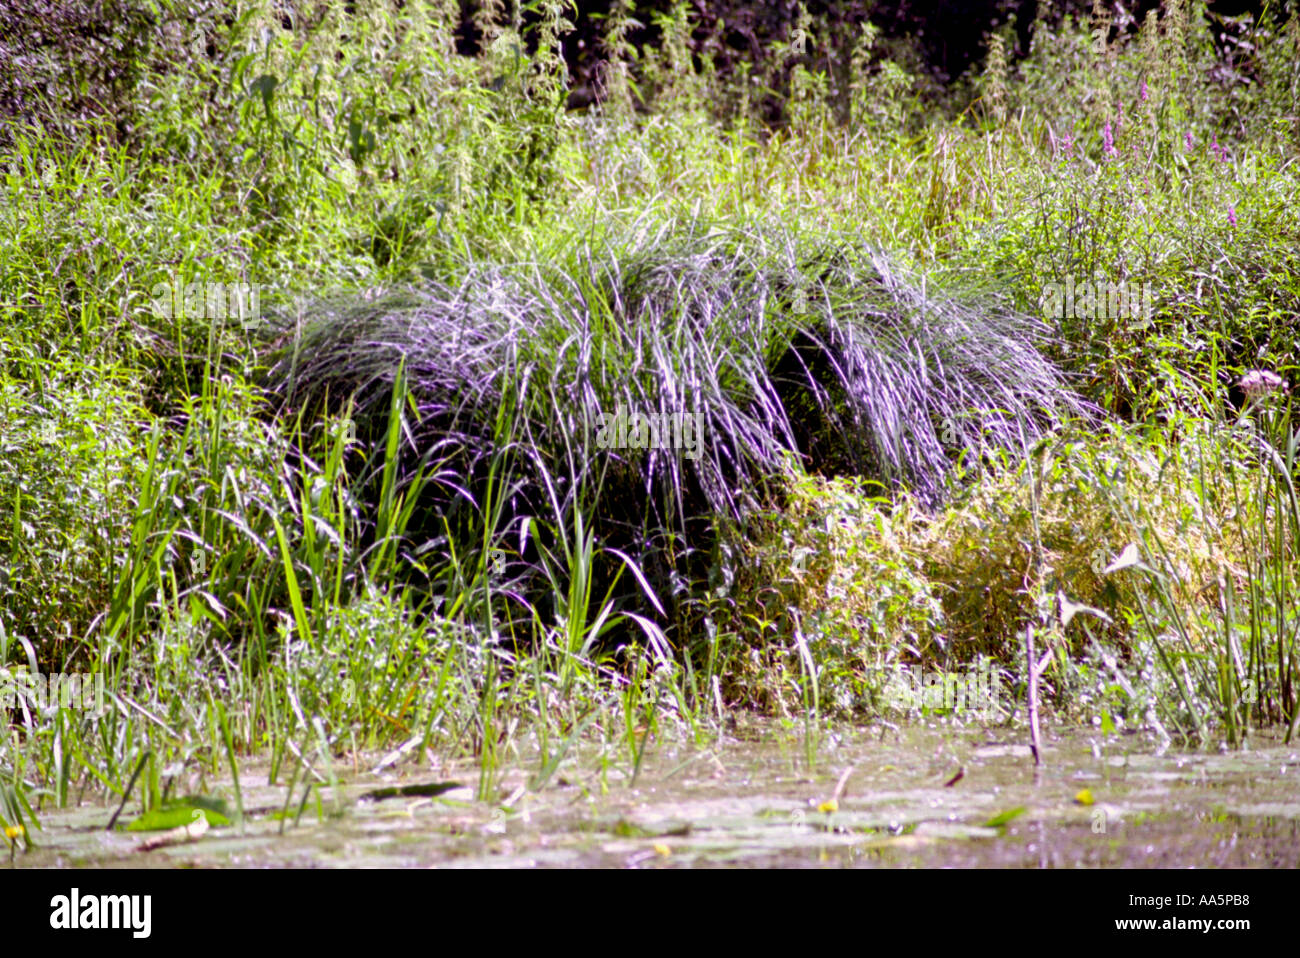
[264,224,1097,650]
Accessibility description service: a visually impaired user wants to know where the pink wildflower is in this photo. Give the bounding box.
[1227,205,1237,227]
[1238,369,1287,400]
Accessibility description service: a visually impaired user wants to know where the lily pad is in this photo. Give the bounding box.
[124,799,231,832]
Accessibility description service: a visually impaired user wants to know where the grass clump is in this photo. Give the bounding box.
[264,220,1093,661]
[0,358,147,657]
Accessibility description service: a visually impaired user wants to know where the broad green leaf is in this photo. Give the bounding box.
[124,801,231,832]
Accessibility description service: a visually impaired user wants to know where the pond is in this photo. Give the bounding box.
[14,721,1300,868]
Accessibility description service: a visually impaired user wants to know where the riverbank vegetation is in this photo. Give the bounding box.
[1,1,1297,837]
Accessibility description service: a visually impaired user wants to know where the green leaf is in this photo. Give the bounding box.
[982,806,1027,828]
[124,800,231,832]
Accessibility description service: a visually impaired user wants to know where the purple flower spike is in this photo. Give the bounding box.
[1184,131,1194,152]
[1227,205,1237,227]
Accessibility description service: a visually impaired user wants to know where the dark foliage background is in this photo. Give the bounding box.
[5,0,1278,146]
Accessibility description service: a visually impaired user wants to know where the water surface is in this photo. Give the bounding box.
[15,722,1300,868]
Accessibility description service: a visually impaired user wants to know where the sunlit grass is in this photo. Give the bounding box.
[1,0,1298,840]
